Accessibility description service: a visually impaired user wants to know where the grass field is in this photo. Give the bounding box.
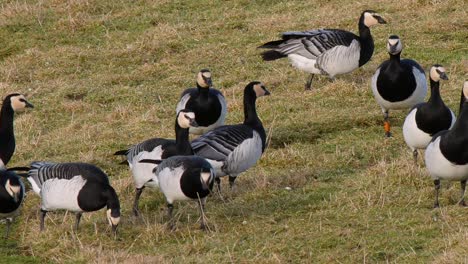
[1,0,467,263]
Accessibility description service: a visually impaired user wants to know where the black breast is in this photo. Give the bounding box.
[376,61,417,102]
[415,104,453,135]
[77,181,108,212]
[179,158,213,199]
[439,132,468,165]
[186,90,222,126]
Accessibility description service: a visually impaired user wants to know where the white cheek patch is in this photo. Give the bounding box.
[177,113,191,129]
[200,172,211,183]
[202,72,211,79]
[197,73,209,88]
[388,39,399,46]
[11,96,26,112]
[253,84,265,97]
[111,216,120,225]
[364,12,378,27]
[430,67,445,82]
[463,81,468,99]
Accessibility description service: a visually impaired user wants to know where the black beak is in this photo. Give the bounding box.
[205,78,213,88]
[263,88,271,96]
[376,16,387,24]
[440,72,449,80]
[13,193,19,203]
[25,101,34,108]
[112,224,118,236]
[190,118,199,127]
[389,44,399,55]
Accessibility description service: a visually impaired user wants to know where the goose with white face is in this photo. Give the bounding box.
[387,35,403,55]
[10,94,34,112]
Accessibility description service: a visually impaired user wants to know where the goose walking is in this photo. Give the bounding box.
[258,10,386,90]
[371,35,427,137]
[191,82,270,190]
[114,110,198,216]
[25,162,120,234]
[0,168,24,238]
[140,156,214,230]
[176,69,227,135]
[0,93,33,167]
[425,81,468,208]
[403,65,454,162]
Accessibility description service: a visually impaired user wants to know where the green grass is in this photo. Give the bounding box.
[1,0,467,262]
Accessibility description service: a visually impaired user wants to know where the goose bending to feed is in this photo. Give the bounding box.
[191,81,270,190]
[371,35,427,137]
[258,10,386,90]
[0,168,24,238]
[0,93,33,167]
[25,162,120,234]
[403,65,454,163]
[176,69,227,135]
[140,156,214,230]
[114,110,198,216]
[425,81,468,208]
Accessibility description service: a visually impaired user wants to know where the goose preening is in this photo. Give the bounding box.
[371,35,427,137]
[24,162,120,234]
[191,81,270,190]
[258,10,386,90]
[0,168,24,238]
[114,110,198,216]
[425,81,468,208]
[140,156,214,230]
[403,65,454,162]
[176,69,227,135]
[0,93,33,167]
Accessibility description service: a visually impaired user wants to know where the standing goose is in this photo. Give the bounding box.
[176,69,227,135]
[114,110,198,216]
[425,81,468,208]
[0,93,33,167]
[25,162,121,234]
[0,168,24,238]
[371,35,427,137]
[191,81,270,190]
[403,65,454,162]
[258,10,386,90]
[140,156,214,230]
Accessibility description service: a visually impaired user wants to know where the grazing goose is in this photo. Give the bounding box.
[425,81,468,208]
[258,10,386,90]
[0,168,24,238]
[25,162,120,234]
[403,65,454,162]
[371,35,427,137]
[0,93,33,167]
[191,81,270,190]
[140,156,214,230]
[176,69,227,135]
[114,110,198,216]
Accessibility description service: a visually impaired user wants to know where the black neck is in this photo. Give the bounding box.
[428,80,443,105]
[243,90,261,127]
[175,121,193,155]
[460,91,467,115]
[105,186,120,212]
[196,84,209,95]
[358,22,374,66]
[0,103,14,137]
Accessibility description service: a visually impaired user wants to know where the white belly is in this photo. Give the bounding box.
[41,177,86,212]
[129,146,162,188]
[157,167,187,204]
[425,137,468,181]
[403,108,433,150]
[288,54,322,74]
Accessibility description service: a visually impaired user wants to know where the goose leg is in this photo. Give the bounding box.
[305,74,314,90]
[40,209,47,231]
[459,180,467,207]
[215,177,221,193]
[413,149,418,164]
[133,187,145,217]
[434,180,441,208]
[198,198,207,231]
[74,212,82,231]
[4,218,12,238]
[384,110,391,137]
[229,176,237,190]
[167,203,175,231]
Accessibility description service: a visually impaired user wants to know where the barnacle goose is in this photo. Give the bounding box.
[0,93,33,167]
[403,65,454,162]
[191,81,270,190]
[114,110,198,216]
[140,156,214,230]
[176,69,227,135]
[425,81,468,208]
[0,168,24,238]
[258,10,386,90]
[25,162,121,234]
[371,35,427,137]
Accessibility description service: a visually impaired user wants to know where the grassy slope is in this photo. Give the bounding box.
[1,0,467,262]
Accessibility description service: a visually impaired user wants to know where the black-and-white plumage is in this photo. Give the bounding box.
[141,156,214,230]
[114,110,198,216]
[176,69,227,135]
[403,65,454,162]
[0,93,33,167]
[371,35,427,137]
[425,81,468,208]
[0,168,24,238]
[25,162,120,234]
[191,81,270,190]
[258,10,386,90]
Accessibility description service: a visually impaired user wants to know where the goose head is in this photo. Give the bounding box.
[196,69,213,89]
[199,167,214,191]
[177,109,198,129]
[4,176,22,203]
[247,81,270,98]
[430,65,448,82]
[362,10,387,27]
[4,93,34,112]
[106,208,121,235]
[387,35,403,55]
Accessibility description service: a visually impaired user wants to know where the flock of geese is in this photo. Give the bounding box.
[0,10,466,239]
